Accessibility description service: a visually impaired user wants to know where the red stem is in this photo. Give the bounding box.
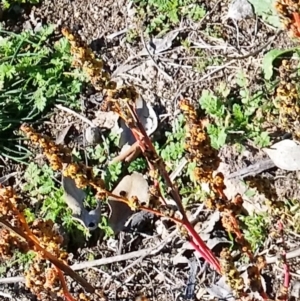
[278,220,290,301]
[185,217,221,272]
[126,105,221,273]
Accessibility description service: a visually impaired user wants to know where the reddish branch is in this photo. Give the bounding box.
[276,220,290,301]
[117,101,221,272]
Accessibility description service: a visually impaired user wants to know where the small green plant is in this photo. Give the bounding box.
[133,0,206,34]
[126,29,139,44]
[193,50,223,73]
[8,250,36,268]
[239,213,269,250]
[104,162,123,189]
[128,157,147,173]
[156,114,185,171]
[199,74,270,149]
[0,25,85,161]
[0,250,35,276]
[99,216,114,240]
[23,162,56,201]
[23,208,36,223]
[22,163,88,234]
[87,144,107,163]
[2,0,40,9]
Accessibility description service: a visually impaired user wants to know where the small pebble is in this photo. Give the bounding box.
[85,126,102,144]
[227,0,254,21]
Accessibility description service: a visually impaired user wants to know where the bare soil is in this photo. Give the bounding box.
[1,0,300,301]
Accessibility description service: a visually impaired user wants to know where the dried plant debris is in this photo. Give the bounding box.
[3,4,300,300]
[118,96,158,151]
[275,0,300,38]
[272,59,300,140]
[180,99,220,183]
[62,176,101,230]
[138,31,179,56]
[263,139,300,171]
[0,186,73,300]
[108,172,149,234]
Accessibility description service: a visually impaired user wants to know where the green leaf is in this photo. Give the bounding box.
[24,162,40,185]
[38,185,53,195]
[262,49,294,80]
[248,0,281,28]
[200,90,225,118]
[24,208,36,223]
[33,89,47,111]
[236,70,248,87]
[207,125,227,149]
[128,157,147,173]
[254,131,271,147]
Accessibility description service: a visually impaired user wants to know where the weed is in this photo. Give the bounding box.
[179,180,204,205]
[24,208,36,223]
[126,29,139,44]
[22,163,88,235]
[104,162,123,190]
[23,162,57,202]
[2,0,39,9]
[0,25,85,161]
[9,250,36,269]
[181,38,191,50]
[128,157,147,173]
[284,199,300,233]
[87,144,107,163]
[133,0,206,34]
[193,51,223,73]
[0,250,36,276]
[99,216,114,240]
[239,213,269,250]
[205,24,223,39]
[156,114,185,171]
[199,75,271,149]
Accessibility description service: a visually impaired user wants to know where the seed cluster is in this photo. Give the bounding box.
[61,27,139,123]
[275,0,300,38]
[220,248,244,295]
[273,59,300,140]
[0,185,70,300]
[21,124,105,191]
[0,186,28,258]
[179,99,220,182]
[20,124,71,170]
[61,27,114,90]
[25,261,60,300]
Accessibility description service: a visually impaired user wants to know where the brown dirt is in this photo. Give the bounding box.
[1,0,300,301]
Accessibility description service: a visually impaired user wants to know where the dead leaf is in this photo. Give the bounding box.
[138,31,179,56]
[217,162,268,215]
[155,219,169,240]
[263,139,300,171]
[62,176,101,230]
[227,0,254,21]
[108,172,149,234]
[125,211,156,230]
[118,95,158,150]
[0,172,20,185]
[206,283,234,301]
[291,280,300,299]
[55,124,73,145]
[112,63,139,78]
[200,211,220,234]
[92,111,119,130]
[172,253,190,265]
[206,237,231,250]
